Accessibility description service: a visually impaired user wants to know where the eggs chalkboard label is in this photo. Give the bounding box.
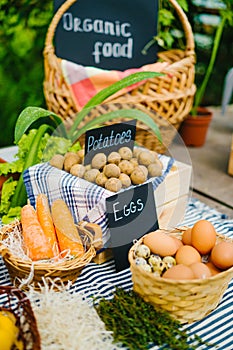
[53,0,158,70]
[106,181,158,271]
[84,120,136,165]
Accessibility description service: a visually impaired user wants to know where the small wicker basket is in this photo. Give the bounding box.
[128,228,233,324]
[0,221,96,289]
[43,0,196,153]
[0,285,41,350]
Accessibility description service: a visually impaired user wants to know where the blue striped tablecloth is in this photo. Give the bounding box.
[0,197,233,349]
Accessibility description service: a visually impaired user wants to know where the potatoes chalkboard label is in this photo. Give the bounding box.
[54,0,158,70]
[106,182,158,271]
[84,120,136,165]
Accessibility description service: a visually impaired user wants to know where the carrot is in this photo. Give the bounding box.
[36,193,59,257]
[53,227,84,258]
[51,199,84,257]
[21,203,55,261]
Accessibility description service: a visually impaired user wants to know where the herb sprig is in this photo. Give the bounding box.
[95,288,213,350]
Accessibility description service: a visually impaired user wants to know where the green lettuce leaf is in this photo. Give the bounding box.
[0,178,18,215]
[16,129,38,160]
[41,135,72,162]
[1,207,22,224]
[0,160,22,176]
[67,141,82,153]
[0,132,73,219]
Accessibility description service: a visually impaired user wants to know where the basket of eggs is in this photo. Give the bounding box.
[128,219,233,324]
[0,194,96,289]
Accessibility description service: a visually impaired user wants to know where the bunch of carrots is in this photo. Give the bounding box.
[20,194,85,261]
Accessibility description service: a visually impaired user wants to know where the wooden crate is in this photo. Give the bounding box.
[155,160,192,229]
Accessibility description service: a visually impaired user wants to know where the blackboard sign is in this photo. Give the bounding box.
[106,182,158,272]
[54,0,158,70]
[84,120,136,165]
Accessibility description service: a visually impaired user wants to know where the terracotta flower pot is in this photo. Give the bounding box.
[179,107,213,147]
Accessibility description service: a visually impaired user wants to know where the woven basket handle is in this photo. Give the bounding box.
[44,0,194,56]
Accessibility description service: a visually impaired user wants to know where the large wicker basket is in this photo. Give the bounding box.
[0,221,96,289]
[43,0,196,153]
[0,285,41,350]
[128,227,233,324]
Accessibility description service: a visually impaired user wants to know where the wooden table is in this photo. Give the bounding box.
[169,105,233,218]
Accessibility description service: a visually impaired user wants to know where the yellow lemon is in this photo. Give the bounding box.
[0,312,18,350]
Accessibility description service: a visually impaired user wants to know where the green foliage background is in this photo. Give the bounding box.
[0,0,53,148]
[0,0,232,148]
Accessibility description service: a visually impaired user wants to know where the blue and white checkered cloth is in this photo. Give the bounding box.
[23,155,174,247]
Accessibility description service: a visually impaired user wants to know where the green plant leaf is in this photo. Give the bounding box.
[193,13,229,112]
[85,71,163,108]
[158,8,174,26]
[14,106,64,144]
[176,0,188,12]
[68,71,164,135]
[71,108,162,144]
[11,124,51,208]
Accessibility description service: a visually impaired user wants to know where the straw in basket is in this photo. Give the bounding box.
[128,228,233,324]
[0,285,41,350]
[0,220,96,289]
[43,0,196,154]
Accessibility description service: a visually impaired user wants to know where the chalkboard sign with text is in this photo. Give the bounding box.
[54,0,158,70]
[84,120,136,165]
[106,182,158,272]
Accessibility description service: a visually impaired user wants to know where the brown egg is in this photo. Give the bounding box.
[163,264,194,280]
[191,220,216,254]
[143,230,177,257]
[172,237,183,250]
[182,228,192,245]
[189,262,212,279]
[206,261,221,276]
[175,245,201,266]
[211,241,233,270]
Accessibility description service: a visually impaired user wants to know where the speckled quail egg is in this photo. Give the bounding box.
[135,244,150,259]
[148,254,162,266]
[163,256,176,269]
[151,260,167,275]
[140,264,152,273]
[135,257,147,266]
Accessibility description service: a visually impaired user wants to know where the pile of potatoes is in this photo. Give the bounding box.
[49,146,163,193]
